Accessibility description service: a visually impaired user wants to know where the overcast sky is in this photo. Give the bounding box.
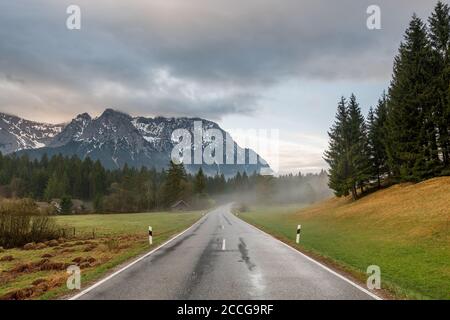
[0,0,442,174]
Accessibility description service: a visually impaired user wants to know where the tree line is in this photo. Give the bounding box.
[0,153,329,213]
[325,2,450,200]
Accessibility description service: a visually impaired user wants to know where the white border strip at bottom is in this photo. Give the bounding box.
[69,212,209,300]
[233,214,383,300]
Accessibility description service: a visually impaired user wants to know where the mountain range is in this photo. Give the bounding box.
[0,109,269,177]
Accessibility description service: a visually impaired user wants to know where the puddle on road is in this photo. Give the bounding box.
[238,237,256,271]
[237,237,266,298]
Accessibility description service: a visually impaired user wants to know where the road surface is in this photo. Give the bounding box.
[75,204,378,300]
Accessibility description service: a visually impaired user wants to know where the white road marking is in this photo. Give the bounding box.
[222,239,226,251]
[68,212,209,300]
[231,211,383,300]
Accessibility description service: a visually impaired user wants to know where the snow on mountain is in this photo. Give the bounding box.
[48,112,91,147]
[4,109,270,177]
[0,112,64,155]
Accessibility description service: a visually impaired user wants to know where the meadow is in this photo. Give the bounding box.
[0,211,202,299]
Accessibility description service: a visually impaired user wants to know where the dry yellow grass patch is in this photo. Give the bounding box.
[0,211,202,299]
[300,177,450,242]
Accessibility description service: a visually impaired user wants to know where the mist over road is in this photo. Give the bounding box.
[75,204,377,300]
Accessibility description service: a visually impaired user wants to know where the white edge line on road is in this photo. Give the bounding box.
[68,212,209,300]
[234,214,383,300]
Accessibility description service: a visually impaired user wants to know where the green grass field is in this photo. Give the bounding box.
[239,177,450,300]
[0,211,202,300]
[54,211,202,237]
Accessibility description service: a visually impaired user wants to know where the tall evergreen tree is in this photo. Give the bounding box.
[324,97,351,197]
[325,95,371,200]
[347,94,371,197]
[387,15,437,181]
[162,161,187,206]
[194,167,207,194]
[89,160,107,199]
[368,93,390,188]
[60,196,73,214]
[429,1,450,169]
[44,172,66,200]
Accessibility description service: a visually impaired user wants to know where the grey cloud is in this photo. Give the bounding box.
[0,0,438,122]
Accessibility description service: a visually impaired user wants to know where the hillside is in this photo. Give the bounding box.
[301,177,450,241]
[240,177,450,299]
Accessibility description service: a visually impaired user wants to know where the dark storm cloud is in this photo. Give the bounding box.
[0,0,437,122]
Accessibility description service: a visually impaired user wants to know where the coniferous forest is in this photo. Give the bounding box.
[325,2,450,200]
[0,152,329,214]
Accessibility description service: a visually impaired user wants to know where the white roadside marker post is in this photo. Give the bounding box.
[296,225,301,244]
[148,226,153,245]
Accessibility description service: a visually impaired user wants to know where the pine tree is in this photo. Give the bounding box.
[429,1,450,169]
[324,97,351,197]
[30,169,48,200]
[60,196,73,215]
[368,93,390,188]
[241,171,249,190]
[386,15,437,181]
[325,95,371,200]
[347,94,371,197]
[89,160,107,200]
[217,174,226,193]
[162,161,187,206]
[194,167,207,194]
[44,172,65,200]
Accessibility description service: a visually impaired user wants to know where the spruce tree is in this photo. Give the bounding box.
[347,94,371,197]
[60,196,73,215]
[325,95,371,200]
[44,172,65,200]
[429,1,450,169]
[368,93,390,188]
[89,160,107,200]
[162,161,187,206]
[324,97,351,197]
[386,15,437,181]
[194,167,207,194]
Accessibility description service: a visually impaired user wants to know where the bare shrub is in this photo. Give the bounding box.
[0,199,60,248]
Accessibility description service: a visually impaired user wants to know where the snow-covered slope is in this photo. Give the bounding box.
[5,109,270,177]
[0,113,64,155]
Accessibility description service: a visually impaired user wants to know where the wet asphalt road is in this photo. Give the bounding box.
[76,204,377,300]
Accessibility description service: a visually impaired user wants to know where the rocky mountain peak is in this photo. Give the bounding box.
[75,112,91,121]
[5,109,270,177]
